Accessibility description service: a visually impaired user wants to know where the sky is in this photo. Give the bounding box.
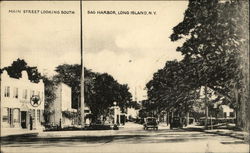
[1,1,188,101]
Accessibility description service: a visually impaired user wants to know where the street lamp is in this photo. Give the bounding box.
[113,102,117,125]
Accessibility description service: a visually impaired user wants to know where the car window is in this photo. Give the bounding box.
[147,118,157,123]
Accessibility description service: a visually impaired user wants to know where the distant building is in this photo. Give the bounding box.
[199,86,235,118]
[218,105,235,118]
[49,83,77,128]
[127,107,139,120]
[1,70,45,130]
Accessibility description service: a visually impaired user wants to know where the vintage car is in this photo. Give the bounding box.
[170,117,183,129]
[143,117,158,130]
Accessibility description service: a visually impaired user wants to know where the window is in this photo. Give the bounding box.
[13,87,18,99]
[2,108,9,122]
[4,86,10,97]
[13,109,20,123]
[23,89,28,99]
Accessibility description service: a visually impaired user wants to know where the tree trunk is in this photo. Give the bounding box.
[235,88,244,130]
[205,84,208,129]
[167,112,169,125]
[186,112,189,126]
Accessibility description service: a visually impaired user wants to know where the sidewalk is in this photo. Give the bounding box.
[203,129,249,141]
[1,128,40,137]
[184,124,249,141]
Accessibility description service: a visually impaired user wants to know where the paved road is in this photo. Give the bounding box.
[1,123,249,153]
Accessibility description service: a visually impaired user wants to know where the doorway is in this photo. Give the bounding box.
[21,111,27,128]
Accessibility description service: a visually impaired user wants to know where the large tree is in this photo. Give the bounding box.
[146,60,200,118]
[90,73,132,119]
[54,64,132,120]
[2,58,42,83]
[170,0,249,130]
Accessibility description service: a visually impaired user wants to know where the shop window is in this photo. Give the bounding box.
[23,89,28,99]
[13,109,20,123]
[2,108,9,122]
[4,86,10,97]
[13,87,18,99]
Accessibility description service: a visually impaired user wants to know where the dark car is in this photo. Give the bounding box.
[170,117,183,129]
[143,117,158,130]
[87,120,112,130]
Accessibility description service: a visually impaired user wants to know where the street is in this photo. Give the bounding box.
[1,123,249,153]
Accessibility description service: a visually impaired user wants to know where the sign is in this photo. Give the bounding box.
[30,95,41,107]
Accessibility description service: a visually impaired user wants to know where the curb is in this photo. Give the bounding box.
[0,132,39,138]
[203,130,244,140]
[183,127,245,140]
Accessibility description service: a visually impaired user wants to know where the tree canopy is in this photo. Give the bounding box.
[2,58,42,83]
[146,0,249,130]
[146,60,200,116]
[54,64,132,119]
[170,0,248,107]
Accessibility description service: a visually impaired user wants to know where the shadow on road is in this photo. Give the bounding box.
[1,130,209,148]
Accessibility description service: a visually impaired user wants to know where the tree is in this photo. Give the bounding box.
[54,64,132,121]
[146,60,200,119]
[89,73,132,120]
[127,101,141,110]
[170,0,249,130]
[2,58,41,83]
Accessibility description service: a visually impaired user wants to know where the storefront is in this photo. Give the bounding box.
[1,70,45,130]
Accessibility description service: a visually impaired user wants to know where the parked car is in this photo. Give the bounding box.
[86,120,112,130]
[143,117,158,130]
[170,117,183,129]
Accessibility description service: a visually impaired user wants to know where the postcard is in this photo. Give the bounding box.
[0,1,249,153]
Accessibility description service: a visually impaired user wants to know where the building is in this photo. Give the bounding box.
[218,105,235,118]
[1,70,45,130]
[49,83,77,128]
[199,86,235,118]
[127,107,139,120]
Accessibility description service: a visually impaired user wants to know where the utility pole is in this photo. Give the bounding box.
[80,0,85,128]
